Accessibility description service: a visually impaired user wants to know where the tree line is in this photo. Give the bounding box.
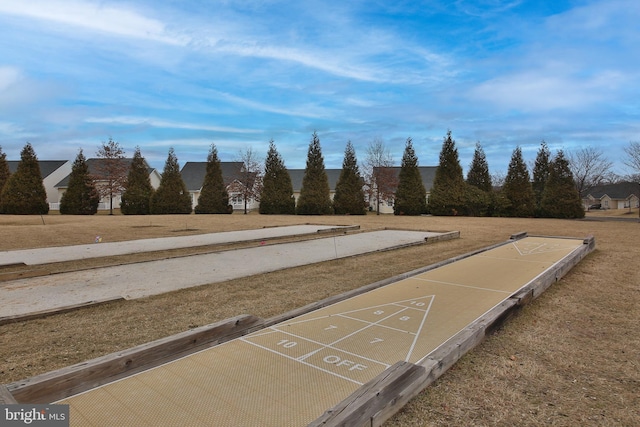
[1,133,639,217]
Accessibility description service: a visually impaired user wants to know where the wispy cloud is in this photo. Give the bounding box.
[0,0,637,174]
[471,70,626,112]
[212,91,335,119]
[0,66,21,92]
[0,0,187,45]
[84,116,261,134]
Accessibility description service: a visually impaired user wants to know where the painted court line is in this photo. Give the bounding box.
[414,277,515,294]
[240,293,439,388]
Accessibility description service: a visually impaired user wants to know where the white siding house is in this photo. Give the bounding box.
[54,158,161,210]
[8,160,71,208]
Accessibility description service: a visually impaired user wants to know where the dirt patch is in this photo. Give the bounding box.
[0,213,638,426]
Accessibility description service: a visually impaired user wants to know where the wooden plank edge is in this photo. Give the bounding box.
[0,384,18,404]
[307,234,594,427]
[510,231,528,240]
[6,314,262,404]
[0,269,50,283]
[423,230,460,243]
[308,361,430,427]
[315,225,361,234]
[0,297,126,327]
[0,262,28,269]
[513,234,596,302]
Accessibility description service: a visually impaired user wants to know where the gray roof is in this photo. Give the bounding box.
[585,182,640,200]
[287,169,342,192]
[55,158,154,188]
[181,162,244,191]
[8,160,67,179]
[374,166,437,191]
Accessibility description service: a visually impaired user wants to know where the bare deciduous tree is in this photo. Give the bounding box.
[95,137,127,215]
[624,141,640,217]
[362,138,396,214]
[624,141,640,175]
[234,146,263,214]
[567,147,613,197]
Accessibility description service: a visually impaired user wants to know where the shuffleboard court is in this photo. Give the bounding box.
[0,230,448,319]
[0,225,350,266]
[54,236,588,426]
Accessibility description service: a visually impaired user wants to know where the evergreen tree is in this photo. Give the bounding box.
[259,140,295,214]
[0,146,10,207]
[540,150,585,218]
[466,142,492,192]
[121,146,154,215]
[464,183,491,217]
[394,137,427,215]
[150,148,192,214]
[0,143,48,214]
[333,141,366,215]
[465,142,492,216]
[502,147,535,217]
[195,144,230,214]
[532,141,551,216]
[428,131,465,215]
[296,132,332,215]
[60,149,99,215]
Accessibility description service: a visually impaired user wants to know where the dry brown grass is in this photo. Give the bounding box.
[0,212,638,426]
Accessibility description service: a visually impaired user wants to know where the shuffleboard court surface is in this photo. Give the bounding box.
[1,229,446,319]
[56,236,586,426]
[0,225,350,266]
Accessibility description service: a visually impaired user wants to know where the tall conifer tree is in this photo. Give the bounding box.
[121,146,155,215]
[150,148,192,214]
[467,142,492,192]
[0,146,10,207]
[532,141,551,215]
[60,149,99,215]
[502,147,535,217]
[333,141,366,215]
[296,132,332,215]
[540,150,585,218]
[394,137,426,215]
[428,131,465,215]
[195,144,230,214]
[0,143,48,214]
[259,140,295,214]
[464,142,492,216]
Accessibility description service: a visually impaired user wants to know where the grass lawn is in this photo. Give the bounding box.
[0,211,638,426]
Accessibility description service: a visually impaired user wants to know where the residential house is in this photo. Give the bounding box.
[180,162,261,211]
[286,169,342,205]
[583,182,640,210]
[54,158,161,210]
[8,160,72,209]
[369,166,437,214]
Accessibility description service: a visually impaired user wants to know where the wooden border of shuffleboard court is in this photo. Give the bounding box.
[3,232,595,427]
[309,232,595,427]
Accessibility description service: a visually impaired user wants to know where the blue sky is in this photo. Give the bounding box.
[0,0,638,176]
